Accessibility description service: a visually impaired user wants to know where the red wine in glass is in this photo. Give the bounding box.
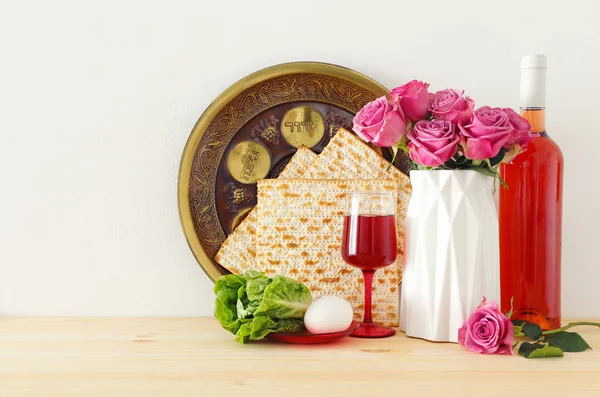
[341,192,398,338]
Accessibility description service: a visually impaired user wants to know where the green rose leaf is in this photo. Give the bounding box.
[527,345,564,359]
[469,165,497,177]
[519,342,564,359]
[489,148,507,167]
[513,325,522,336]
[522,322,543,340]
[455,155,468,165]
[545,331,592,352]
[512,319,526,336]
[518,342,538,357]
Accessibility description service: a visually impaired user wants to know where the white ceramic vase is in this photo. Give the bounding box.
[399,170,500,342]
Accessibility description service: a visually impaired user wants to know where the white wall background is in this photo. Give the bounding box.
[1,0,598,317]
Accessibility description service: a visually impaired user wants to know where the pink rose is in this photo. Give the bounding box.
[407,120,459,167]
[390,80,430,122]
[504,108,533,145]
[501,108,533,162]
[458,297,514,355]
[428,89,474,124]
[458,106,514,160]
[352,96,407,147]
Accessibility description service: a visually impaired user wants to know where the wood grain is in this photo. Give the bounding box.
[0,318,599,396]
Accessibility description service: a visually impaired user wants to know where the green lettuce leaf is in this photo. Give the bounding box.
[236,298,261,320]
[214,274,246,305]
[233,322,252,344]
[254,275,312,319]
[275,318,305,333]
[214,274,246,333]
[244,270,272,301]
[235,285,252,319]
[235,272,272,319]
[234,317,304,343]
[234,316,278,344]
[214,271,313,344]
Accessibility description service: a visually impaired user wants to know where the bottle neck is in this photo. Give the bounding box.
[520,107,546,135]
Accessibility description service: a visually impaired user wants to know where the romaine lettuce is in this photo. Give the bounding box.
[214,271,312,343]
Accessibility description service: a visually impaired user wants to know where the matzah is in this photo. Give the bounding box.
[217,128,412,276]
[302,128,412,269]
[256,179,400,327]
[215,146,317,274]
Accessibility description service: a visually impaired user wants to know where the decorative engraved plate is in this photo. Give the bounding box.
[178,62,410,281]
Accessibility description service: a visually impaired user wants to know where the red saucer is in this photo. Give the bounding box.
[265,321,360,344]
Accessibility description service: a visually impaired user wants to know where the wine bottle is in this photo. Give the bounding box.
[499,54,564,330]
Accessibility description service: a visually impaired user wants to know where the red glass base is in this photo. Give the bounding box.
[350,323,396,338]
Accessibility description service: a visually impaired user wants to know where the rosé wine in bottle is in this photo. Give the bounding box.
[499,54,563,330]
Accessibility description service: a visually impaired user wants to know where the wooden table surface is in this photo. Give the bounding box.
[0,318,599,396]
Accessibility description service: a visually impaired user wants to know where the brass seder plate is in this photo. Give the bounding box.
[178,62,410,282]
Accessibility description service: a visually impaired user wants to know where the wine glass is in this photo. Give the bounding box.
[341,192,398,338]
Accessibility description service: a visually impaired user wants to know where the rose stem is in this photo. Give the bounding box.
[542,322,600,336]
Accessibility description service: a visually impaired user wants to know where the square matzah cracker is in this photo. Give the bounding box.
[256,179,400,327]
[303,128,412,269]
[215,146,317,274]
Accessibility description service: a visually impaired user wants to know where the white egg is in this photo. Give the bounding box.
[304,295,354,334]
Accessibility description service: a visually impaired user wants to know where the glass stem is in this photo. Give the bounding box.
[362,270,375,325]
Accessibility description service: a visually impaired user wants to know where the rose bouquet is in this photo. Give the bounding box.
[352,80,535,183]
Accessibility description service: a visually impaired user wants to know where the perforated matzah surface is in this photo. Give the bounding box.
[256,179,400,327]
[215,147,318,274]
[302,128,412,269]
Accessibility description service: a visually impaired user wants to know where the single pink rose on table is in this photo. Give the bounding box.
[390,80,430,122]
[407,120,459,167]
[458,297,514,355]
[428,89,474,124]
[501,108,534,162]
[352,96,407,147]
[458,106,514,160]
